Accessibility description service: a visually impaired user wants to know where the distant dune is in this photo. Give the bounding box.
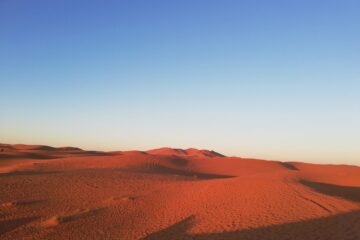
[146,147,225,158]
[1,144,359,240]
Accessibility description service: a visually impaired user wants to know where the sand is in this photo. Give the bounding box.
[0,143,359,239]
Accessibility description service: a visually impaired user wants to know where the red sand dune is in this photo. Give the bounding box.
[0,144,359,240]
[146,147,225,158]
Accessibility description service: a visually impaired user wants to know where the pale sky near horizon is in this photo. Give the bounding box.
[1,1,359,165]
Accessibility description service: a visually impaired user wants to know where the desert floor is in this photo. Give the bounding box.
[1,144,360,240]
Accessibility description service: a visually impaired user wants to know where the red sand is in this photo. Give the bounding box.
[1,144,359,240]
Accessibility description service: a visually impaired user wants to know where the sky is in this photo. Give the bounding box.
[1,0,359,165]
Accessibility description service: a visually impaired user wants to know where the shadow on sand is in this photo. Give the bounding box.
[134,162,234,180]
[0,217,38,236]
[300,180,360,203]
[279,162,299,171]
[0,170,62,177]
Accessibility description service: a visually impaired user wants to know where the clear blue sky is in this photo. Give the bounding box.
[1,0,359,165]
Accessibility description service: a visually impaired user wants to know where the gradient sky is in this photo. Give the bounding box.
[1,0,359,165]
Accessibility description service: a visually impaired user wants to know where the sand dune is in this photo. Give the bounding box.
[146,147,225,158]
[0,144,359,239]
